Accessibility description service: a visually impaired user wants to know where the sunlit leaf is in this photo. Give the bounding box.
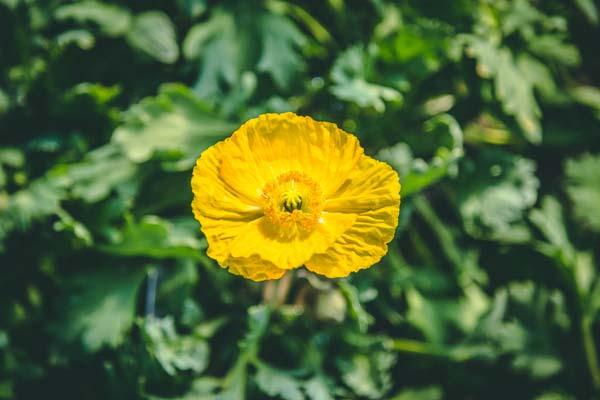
[99,215,205,260]
[330,46,401,112]
[126,11,179,64]
[255,363,305,400]
[456,149,539,242]
[574,0,599,24]
[338,280,373,333]
[57,266,146,351]
[55,29,95,50]
[460,35,542,142]
[53,144,137,203]
[54,1,131,36]
[304,376,333,400]
[256,12,307,88]
[338,351,395,399]
[0,178,65,247]
[391,386,443,400]
[144,316,209,376]
[565,153,600,232]
[378,114,463,196]
[112,84,236,169]
[530,196,575,265]
[183,6,308,97]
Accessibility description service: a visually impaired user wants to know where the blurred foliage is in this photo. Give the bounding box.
[1,0,600,399]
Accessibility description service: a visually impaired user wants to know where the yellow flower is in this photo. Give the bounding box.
[191,112,400,281]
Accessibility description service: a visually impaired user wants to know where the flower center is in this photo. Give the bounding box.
[281,190,303,212]
[262,171,323,233]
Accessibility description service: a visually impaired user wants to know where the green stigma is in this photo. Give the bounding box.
[281,191,303,212]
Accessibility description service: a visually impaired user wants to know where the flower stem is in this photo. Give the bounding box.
[390,338,446,357]
[582,315,600,392]
[262,271,294,306]
[561,262,600,395]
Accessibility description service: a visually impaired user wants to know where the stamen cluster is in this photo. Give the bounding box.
[262,171,323,233]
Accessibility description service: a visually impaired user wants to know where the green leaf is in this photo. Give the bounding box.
[500,0,545,38]
[378,114,464,197]
[0,88,9,114]
[184,6,308,97]
[0,0,18,9]
[99,216,205,260]
[54,1,131,36]
[0,178,65,247]
[530,196,575,265]
[462,281,567,377]
[535,392,576,400]
[0,380,13,399]
[570,86,600,116]
[0,331,7,349]
[338,351,395,399]
[183,13,228,60]
[64,82,121,106]
[517,55,561,102]
[505,284,564,380]
[565,153,600,232]
[528,35,580,67]
[58,266,146,351]
[412,195,487,288]
[530,197,570,248]
[574,0,599,24]
[239,304,271,353]
[391,386,443,400]
[54,144,137,203]
[255,363,305,400]
[0,148,24,169]
[330,46,401,112]
[53,207,93,246]
[183,10,241,97]
[460,35,542,142]
[148,377,222,400]
[157,261,200,318]
[211,305,271,400]
[217,361,246,400]
[338,280,373,333]
[256,12,307,88]
[144,316,209,376]
[55,29,95,50]
[512,353,562,379]
[178,0,207,18]
[378,20,452,82]
[406,288,457,344]
[113,84,236,169]
[304,377,333,400]
[126,11,179,64]
[456,149,539,242]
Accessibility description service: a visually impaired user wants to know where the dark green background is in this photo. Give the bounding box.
[2,0,600,399]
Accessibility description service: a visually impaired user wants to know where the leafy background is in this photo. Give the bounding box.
[1,0,600,399]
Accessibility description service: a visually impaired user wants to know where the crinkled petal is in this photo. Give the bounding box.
[220,113,364,200]
[191,140,262,267]
[197,216,286,281]
[323,156,400,213]
[229,212,356,269]
[305,156,400,278]
[226,255,287,282]
[191,141,263,220]
[199,218,248,266]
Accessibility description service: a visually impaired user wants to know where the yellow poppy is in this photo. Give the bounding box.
[191,112,400,281]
